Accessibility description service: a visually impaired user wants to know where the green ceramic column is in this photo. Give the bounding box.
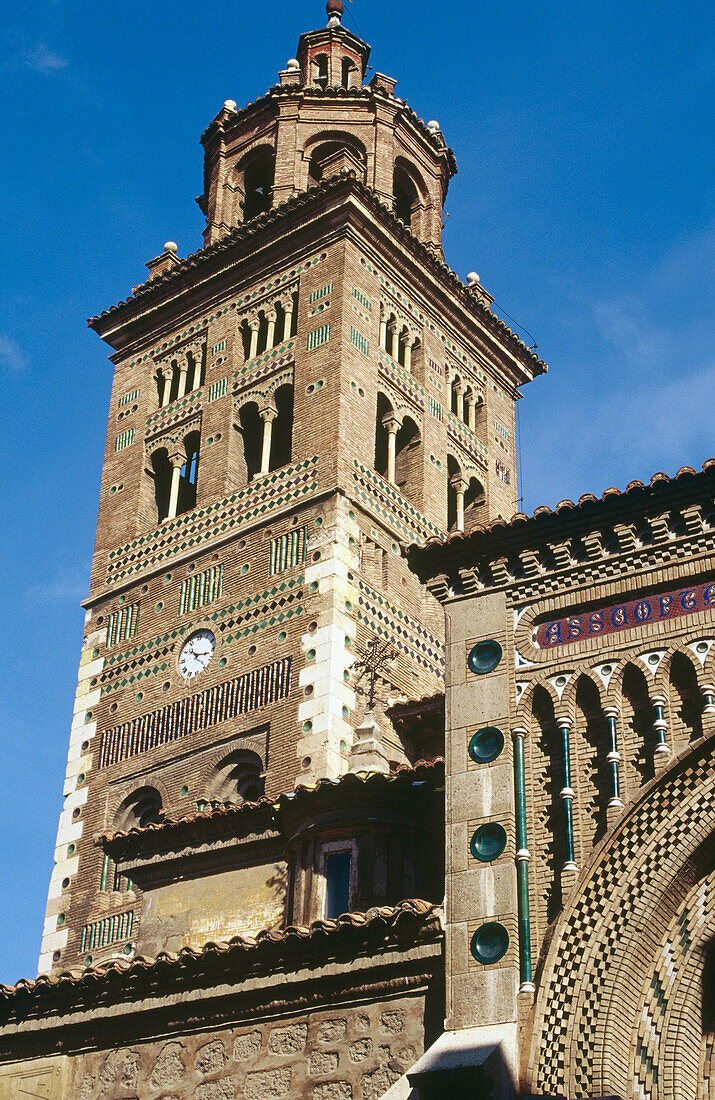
[558,718,577,871]
[603,706,624,808]
[512,726,534,991]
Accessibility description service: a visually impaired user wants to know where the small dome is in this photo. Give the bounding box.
[164,241,178,254]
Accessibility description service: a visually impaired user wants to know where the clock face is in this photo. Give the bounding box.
[178,629,216,680]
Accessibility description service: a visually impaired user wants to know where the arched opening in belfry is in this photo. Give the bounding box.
[314,53,329,88]
[669,651,704,750]
[450,375,462,416]
[238,401,263,482]
[114,786,163,832]
[187,348,204,391]
[270,384,294,471]
[393,160,424,229]
[239,319,252,361]
[397,325,409,368]
[307,135,367,185]
[150,448,172,523]
[574,675,610,851]
[463,476,486,533]
[256,310,269,356]
[447,455,461,532]
[341,57,353,89]
[374,393,393,479]
[177,431,200,515]
[621,663,656,791]
[394,415,421,502]
[242,148,275,221]
[530,685,565,928]
[206,750,265,806]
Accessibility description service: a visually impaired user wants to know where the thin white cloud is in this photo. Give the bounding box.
[26,564,89,605]
[0,336,28,373]
[24,44,68,73]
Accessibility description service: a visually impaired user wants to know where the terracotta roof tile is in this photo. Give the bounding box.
[407,458,715,560]
[0,900,442,1014]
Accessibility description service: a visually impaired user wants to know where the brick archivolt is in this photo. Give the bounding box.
[145,414,202,459]
[525,736,715,1098]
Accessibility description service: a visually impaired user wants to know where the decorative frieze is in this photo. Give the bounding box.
[99,657,292,767]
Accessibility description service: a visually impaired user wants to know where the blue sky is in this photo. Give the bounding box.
[0,0,712,983]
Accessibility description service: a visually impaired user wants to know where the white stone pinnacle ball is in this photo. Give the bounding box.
[164,241,178,254]
[223,99,237,111]
[467,272,480,285]
[286,59,300,71]
[426,120,440,132]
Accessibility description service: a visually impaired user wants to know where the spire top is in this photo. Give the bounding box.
[326,0,344,26]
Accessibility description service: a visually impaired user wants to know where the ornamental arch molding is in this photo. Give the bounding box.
[524,731,715,1099]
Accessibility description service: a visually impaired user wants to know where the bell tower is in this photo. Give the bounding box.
[38,0,545,978]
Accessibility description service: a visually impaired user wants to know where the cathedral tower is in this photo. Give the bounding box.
[38,1,544,978]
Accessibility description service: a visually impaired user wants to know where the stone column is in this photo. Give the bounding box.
[383,415,401,484]
[260,407,277,474]
[160,367,173,407]
[651,694,671,760]
[167,453,185,520]
[465,393,476,430]
[452,475,468,533]
[389,322,399,360]
[282,297,294,340]
[454,381,465,422]
[701,684,715,715]
[266,309,277,351]
[248,317,260,360]
[190,351,202,391]
[401,331,412,372]
[379,311,387,351]
[176,356,189,400]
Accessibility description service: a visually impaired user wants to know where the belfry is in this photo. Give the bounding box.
[5,2,711,1098]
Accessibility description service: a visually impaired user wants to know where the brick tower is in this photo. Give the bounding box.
[38,1,544,977]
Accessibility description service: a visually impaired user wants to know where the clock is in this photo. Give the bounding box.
[178,629,216,679]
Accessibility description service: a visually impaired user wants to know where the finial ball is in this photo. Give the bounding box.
[467,272,480,285]
[426,120,440,133]
[164,241,178,254]
[286,58,300,70]
[326,0,344,14]
[223,99,237,112]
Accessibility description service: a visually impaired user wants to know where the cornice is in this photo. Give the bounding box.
[89,173,545,378]
[406,460,715,603]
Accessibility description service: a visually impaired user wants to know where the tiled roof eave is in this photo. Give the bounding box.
[0,900,443,1017]
[87,174,545,376]
[405,459,715,575]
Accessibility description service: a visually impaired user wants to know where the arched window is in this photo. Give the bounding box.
[394,416,421,503]
[621,663,656,791]
[314,53,328,88]
[113,786,163,832]
[341,57,352,89]
[151,448,172,523]
[669,652,703,752]
[240,319,252,361]
[270,384,293,470]
[463,476,486,533]
[242,149,275,221]
[205,750,265,806]
[177,431,200,515]
[238,402,263,482]
[374,393,393,478]
[530,687,565,928]
[447,455,461,532]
